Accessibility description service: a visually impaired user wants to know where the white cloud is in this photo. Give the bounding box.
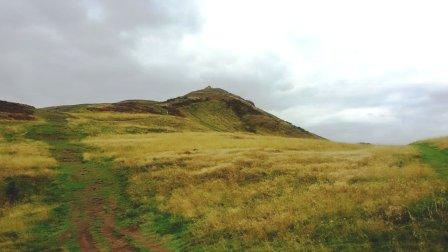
[1,0,447,144]
[195,0,448,85]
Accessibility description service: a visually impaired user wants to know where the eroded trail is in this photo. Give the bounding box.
[27,110,165,251]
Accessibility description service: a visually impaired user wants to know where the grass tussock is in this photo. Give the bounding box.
[84,132,447,250]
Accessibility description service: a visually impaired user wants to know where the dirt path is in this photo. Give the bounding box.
[30,110,166,251]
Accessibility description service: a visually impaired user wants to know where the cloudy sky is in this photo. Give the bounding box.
[1,0,447,144]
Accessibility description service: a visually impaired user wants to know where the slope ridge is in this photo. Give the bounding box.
[28,87,320,138]
[79,86,320,138]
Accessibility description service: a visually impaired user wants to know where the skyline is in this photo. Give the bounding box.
[1,0,447,144]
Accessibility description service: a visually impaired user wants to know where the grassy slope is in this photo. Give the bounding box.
[48,87,319,139]
[409,139,448,249]
[1,110,167,250]
[0,118,59,250]
[416,144,448,179]
[1,97,448,250]
[83,131,448,251]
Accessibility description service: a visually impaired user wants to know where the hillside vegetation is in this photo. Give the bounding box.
[59,87,319,139]
[0,88,447,250]
[423,137,448,150]
[0,101,36,120]
[0,118,57,250]
[84,132,447,250]
[415,137,448,180]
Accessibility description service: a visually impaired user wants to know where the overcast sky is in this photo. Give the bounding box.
[1,0,447,144]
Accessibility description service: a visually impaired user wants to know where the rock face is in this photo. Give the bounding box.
[0,100,36,120]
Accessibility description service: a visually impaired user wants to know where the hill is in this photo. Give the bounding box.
[1,89,447,250]
[0,100,36,120]
[50,86,319,139]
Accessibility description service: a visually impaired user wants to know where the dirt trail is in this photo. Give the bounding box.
[32,111,166,251]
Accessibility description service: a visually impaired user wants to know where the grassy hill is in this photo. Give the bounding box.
[47,86,319,139]
[0,89,447,250]
[0,100,36,120]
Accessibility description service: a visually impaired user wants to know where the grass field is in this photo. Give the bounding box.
[83,132,448,250]
[67,111,208,136]
[1,104,447,250]
[0,119,58,250]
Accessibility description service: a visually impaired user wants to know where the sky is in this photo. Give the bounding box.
[1,0,447,144]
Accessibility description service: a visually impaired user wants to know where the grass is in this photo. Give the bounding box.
[0,203,54,250]
[1,107,448,250]
[415,137,448,180]
[416,144,448,179]
[83,132,360,167]
[0,118,63,250]
[67,111,208,136]
[83,131,448,250]
[0,140,56,178]
[423,137,448,150]
[0,119,56,179]
[12,112,85,251]
[185,100,244,132]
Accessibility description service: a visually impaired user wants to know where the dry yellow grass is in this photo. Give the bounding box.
[0,120,57,179]
[83,132,362,166]
[67,112,208,136]
[0,139,57,178]
[425,136,448,150]
[0,203,53,250]
[83,132,446,250]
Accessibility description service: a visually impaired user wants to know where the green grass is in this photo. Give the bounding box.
[415,143,448,179]
[17,109,158,250]
[109,166,190,251]
[186,100,244,132]
[401,143,448,249]
[17,112,84,250]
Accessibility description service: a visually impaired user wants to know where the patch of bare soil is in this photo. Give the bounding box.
[72,166,166,251]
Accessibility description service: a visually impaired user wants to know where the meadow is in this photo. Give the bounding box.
[0,120,57,250]
[0,102,447,250]
[67,111,208,136]
[83,131,448,250]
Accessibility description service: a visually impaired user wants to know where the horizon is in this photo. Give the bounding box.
[1,1,447,144]
[1,85,442,145]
